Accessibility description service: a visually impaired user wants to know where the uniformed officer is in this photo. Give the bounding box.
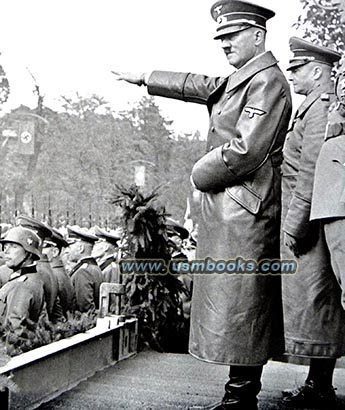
[16,215,62,323]
[310,0,345,313]
[42,228,76,318]
[0,226,45,343]
[66,225,103,313]
[281,37,345,408]
[112,1,292,409]
[92,226,121,283]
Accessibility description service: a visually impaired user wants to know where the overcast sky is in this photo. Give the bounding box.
[0,0,303,137]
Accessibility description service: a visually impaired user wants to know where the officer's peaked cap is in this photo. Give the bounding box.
[94,226,121,246]
[16,214,53,241]
[67,225,98,244]
[44,227,69,249]
[211,0,275,40]
[287,37,341,71]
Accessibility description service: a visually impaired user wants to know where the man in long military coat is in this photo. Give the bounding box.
[42,228,76,318]
[92,226,121,283]
[280,37,345,408]
[66,226,103,313]
[112,1,291,408]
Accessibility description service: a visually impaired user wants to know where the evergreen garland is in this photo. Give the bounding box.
[112,184,189,352]
[0,310,97,358]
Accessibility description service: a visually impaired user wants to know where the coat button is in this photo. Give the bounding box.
[211,127,215,132]
[209,145,214,151]
[218,110,222,115]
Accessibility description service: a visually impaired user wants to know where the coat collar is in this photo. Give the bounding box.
[9,264,37,281]
[69,256,96,277]
[295,84,334,118]
[225,51,278,93]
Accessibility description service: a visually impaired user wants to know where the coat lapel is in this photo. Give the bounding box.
[225,51,278,94]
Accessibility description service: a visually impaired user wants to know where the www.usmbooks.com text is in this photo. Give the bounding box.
[120,257,297,275]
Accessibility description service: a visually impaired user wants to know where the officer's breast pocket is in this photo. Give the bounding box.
[225,184,262,215]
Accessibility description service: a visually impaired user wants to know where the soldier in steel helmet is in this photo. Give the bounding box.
[16,215,62,323]
[0,226,46,341]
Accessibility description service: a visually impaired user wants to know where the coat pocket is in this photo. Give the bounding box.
[225,184,262,215]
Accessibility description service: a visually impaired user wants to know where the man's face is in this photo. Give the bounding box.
[66,241,82,263]
[288,64,314,96]
[3,242,27,269]
[220,28,258,69]
[91,241,108,260]
[42,244,59,262]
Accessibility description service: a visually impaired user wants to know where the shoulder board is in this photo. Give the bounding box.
[18,275,27,282]
[320,93,330,101]
[80,263,88,270]
[9,272,21,281]
[325,122,345,140]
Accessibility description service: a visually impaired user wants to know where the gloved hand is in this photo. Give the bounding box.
[111,71,146,86]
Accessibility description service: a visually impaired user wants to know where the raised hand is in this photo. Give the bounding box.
[111,71,146,86]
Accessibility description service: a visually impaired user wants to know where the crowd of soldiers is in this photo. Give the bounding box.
[0,216,122,333]
[0,213,196,349]
[1,0,345,408]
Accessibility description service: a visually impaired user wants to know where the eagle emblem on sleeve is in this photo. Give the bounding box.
[244,106,267,119]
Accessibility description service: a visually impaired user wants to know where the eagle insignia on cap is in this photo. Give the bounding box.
[214,5,223,15]
[27,237,33,245]
[244,106,266,119]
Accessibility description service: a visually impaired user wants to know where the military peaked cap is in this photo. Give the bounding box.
[94,226,121,246]
[287,37,341,71]
[67,225,98,244]
[211,0,275,39]
[44,227,69,249]
[16,214,53,241]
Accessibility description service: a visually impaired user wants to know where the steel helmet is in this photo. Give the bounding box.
[0,226,41,260]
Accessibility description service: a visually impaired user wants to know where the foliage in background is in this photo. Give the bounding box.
[0,62,10,106]
[295,0,345,51]
[0,95,205,226]
[0,310,97,358]
[112,185,188,353]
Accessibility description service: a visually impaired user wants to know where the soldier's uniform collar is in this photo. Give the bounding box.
[9,264,37,281]
[69,256,97,277]
[100,254,117,271]
[295,84,334,119]
[225,51,278,93]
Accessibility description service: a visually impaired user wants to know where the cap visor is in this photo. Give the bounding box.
[287,60,309,71]
[214,25,251,39]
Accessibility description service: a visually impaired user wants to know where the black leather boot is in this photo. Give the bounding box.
[281,380,336,408]
[189,365,262,410]
[281,358,337,408]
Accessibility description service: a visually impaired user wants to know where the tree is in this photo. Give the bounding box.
[0,92,204,226]
[295,0,345,51]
